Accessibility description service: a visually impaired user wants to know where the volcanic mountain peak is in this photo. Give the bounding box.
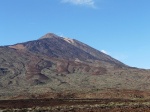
[1,32,150,101]
[8,33,125,67]
[39,33,61,39]
[39,33,80,45]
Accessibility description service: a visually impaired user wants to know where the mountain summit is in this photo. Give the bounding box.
[25,33,126,67]
[39,33,61,39]
[0,33,149,100]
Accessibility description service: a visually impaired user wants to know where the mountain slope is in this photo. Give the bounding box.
[63,37,126,67]
[11,33,126,67]
[10,33,98,61]
[0,33,149,100]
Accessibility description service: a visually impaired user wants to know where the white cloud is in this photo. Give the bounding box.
[101,50,108,54]
[61,0,96,8]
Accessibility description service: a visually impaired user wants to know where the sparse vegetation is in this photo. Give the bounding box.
[1,99,150,112]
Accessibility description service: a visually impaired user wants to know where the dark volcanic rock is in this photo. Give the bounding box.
[22,36,97,61]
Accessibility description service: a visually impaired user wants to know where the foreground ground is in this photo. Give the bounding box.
[1,99,150,112]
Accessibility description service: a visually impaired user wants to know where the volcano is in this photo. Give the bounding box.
[0,33,150,100]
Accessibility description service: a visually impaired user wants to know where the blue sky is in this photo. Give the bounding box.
[0,0,150,69]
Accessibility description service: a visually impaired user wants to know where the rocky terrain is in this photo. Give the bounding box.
[1,99,150,112]
[0,33,150,111]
